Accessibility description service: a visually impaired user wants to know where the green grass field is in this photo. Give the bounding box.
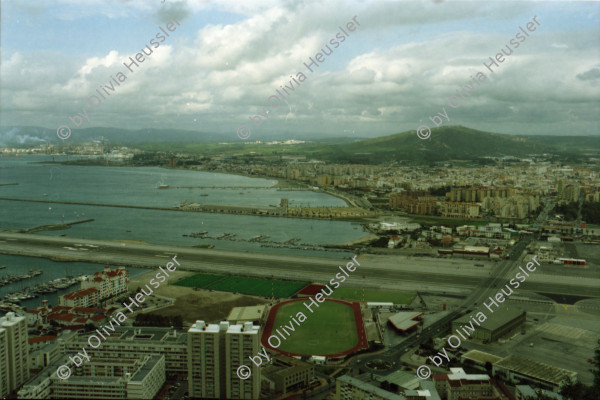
[271,300,357,355]
[173,273,225,288]
[331,288,415,304]
[205,276,307,298]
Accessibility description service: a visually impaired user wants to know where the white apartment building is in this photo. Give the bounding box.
[59,287,100,308]
[226,322,261,400]
[0,312,29,394]
[80,266,128,300]
[188,320,261,400]
[0,328,9,398]
[60,326,188,376]
[18,354,165,399]
[188,320,226,399]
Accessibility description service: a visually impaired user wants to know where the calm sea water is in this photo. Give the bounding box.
[0,155,366,309]
[0,254,148,310]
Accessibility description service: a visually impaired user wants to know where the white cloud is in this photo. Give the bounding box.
[0,0,599,138]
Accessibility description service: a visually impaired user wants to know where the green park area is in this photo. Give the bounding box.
[173,273,224,288]
[270,300,358,356]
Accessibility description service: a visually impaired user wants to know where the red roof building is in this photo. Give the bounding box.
[59,287,100,308]
[80,266,128,300]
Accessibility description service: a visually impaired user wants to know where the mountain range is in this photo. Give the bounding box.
[1,125,597,164]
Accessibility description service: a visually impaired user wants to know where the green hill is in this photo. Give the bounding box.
[307,126,558,164]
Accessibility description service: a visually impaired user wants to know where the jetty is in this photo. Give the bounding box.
[0,197,379,221]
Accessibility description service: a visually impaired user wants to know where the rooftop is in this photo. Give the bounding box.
[189,320,222,334]
[338,375,406,400]
[63,287,99,300]
[388,311,423,331]
[462,349,503,365]
[129,355,165,382]
[227,322,260,335]
[226,305,266,323]
[28,335,57,344]
[453,308,524,332]
[495,354,577,386]
[69,326,187,344]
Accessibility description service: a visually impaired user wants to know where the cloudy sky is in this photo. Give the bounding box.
[1,0,599,141]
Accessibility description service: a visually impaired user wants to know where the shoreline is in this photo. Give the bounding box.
[34,159,363,209]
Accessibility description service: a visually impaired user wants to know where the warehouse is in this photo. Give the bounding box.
[452,308,525,342]
[493,354,577,392]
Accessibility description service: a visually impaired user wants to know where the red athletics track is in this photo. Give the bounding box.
[262,298,368,358]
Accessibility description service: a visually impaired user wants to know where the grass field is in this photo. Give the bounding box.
[331,288,415,304]
[205,276,307,298]
[173,273,225,288]
[270,300,357,355]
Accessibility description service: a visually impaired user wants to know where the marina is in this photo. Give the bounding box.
[181,231,350,252]
[0,269,43,287]
[1,273,82,304]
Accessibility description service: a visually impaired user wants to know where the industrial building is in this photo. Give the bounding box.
[493,354,577,392]
[262,354,315,395]
[452,308,526,342]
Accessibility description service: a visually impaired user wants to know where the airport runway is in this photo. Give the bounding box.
[0,232,598,297]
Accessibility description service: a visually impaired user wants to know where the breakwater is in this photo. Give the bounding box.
[0,197,377,221]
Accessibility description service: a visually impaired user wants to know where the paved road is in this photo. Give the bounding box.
[0,233,597,297]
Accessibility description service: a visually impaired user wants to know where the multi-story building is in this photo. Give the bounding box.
[80,266,128,300]
[59,288,100,308]
[188,321,226,399]
[262,355,315,396]
[447,187,516,202]
[481,195,540,220]
[0,312,29,394]
[433,368,515,399]
[0,328,8,398]
[336,374,406,400]
[188,320,261,400]
[226,322,261,399]
[558,182,580,204]
[18,354,165,399]
[390,191,438,215]
[28,337,60,370]
[439,201,480,219]
[59,326,187,376]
